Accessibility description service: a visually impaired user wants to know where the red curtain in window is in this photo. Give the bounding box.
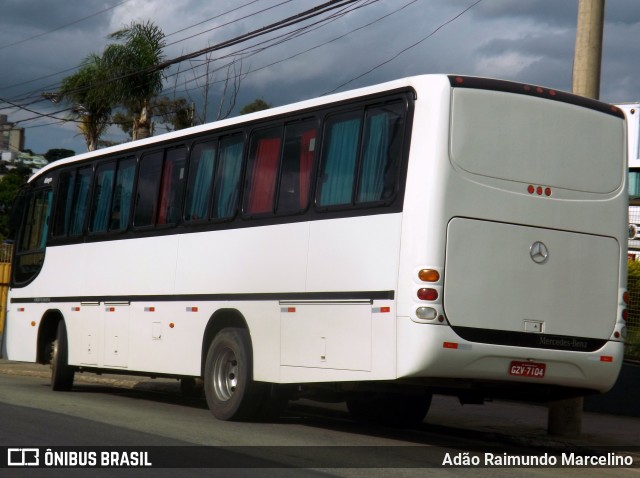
[157,159,174,224]
[247,138,281,214]
[298,130,316,208]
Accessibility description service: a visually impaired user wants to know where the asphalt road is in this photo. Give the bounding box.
[0,373,637,477]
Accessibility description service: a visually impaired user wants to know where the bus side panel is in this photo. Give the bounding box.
[174,223,310,295]
[174,223,310,381]
[306,214,402,292]
[275,214,402,382]
[3,307,38,362]
[82,236,180,296]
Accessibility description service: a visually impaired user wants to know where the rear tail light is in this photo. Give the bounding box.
[417,288,438,301]
[416,307,437,320]
[418,269,440,282]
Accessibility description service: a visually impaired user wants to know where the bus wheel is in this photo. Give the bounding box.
[204,328,265,421]
[50,321,75,391]
[346,392,432,427]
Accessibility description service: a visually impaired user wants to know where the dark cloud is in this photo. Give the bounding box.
[1,0,639,154]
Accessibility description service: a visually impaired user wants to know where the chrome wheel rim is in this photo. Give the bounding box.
[212,347,238,401]
[50,340,59,371]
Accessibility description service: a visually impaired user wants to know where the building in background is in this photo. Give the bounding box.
[0,114,24,154]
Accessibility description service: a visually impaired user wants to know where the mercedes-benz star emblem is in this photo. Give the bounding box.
[530,241,549,264]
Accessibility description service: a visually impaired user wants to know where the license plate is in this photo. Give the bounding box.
[509,361,546,378]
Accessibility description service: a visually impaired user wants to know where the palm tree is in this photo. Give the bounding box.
[59,54,113,151]
[102,21,166,140]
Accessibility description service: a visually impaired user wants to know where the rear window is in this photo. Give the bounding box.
[450,88,625,194]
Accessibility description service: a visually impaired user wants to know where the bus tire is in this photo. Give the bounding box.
[204,328,265,421]
[50,320,75,391]
[347,392,432,427]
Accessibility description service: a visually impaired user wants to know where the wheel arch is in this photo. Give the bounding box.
[200,308,250,376]
[36,309,64,365]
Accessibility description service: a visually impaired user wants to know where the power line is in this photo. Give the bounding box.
[165,0,293,48]
[165,0,263,39]
[151,0,363,74]
[0,0,131,52]
[324,0,484,94]
[160,0,379,97]
[6,0,362,112]
[5,0,369,126]
[0,0,285,102]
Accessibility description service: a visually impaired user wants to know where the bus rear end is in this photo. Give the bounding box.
[399,75,627,401]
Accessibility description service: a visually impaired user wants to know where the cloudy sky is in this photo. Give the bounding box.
[1,0,639,154]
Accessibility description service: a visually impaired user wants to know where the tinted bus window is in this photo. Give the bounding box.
[15,189,52,284]
[212,135,244,220]
[244,127,283,215]
[53,170,75,237]
[158,147,187,225]
[134,151,163,227]
[356,102,405,203]
[317,111,362,206]
[277,120,317,214]
[185,142,217,222]
[110,157,136,231]
[69,167,92,237]
[90,162,116,233]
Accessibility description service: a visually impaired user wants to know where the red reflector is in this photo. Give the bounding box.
[443,342,459,349]
[528,185,535,194]
[106,307,115,312]
[380,306,390,313]
[418,288,438,301]
[600,356,613,362]
[549,90,557,96]
[71,307,80,312]
[544,187,552,197]
[622,309,628,321]
[186,307,198,312]
[536,87,544,94]
[536,186,543,195]
[455,76,464,84]
[623,292,629,304]
[145,307,155,312]
[17,308,25,312]
[287,307,296,313]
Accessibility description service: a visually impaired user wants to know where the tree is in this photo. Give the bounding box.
[193,57,247,124]
[0,166,32,240]
[59,54,113,151]
[239,98,272,115]
[44,149,75,163]
[102,21,166,141]
[113,96,192,139]
[153,96,193,131]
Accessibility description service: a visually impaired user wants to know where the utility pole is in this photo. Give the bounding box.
[548,0,605,437]
[572,0,605,98]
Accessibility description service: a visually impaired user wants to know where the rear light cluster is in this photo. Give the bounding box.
[415,268,445,322]
[527,185,552,197]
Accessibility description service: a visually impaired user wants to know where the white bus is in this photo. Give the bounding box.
[2,75,629,425]
[619,103,640,257]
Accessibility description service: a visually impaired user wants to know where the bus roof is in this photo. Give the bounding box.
[31,73,624,182]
